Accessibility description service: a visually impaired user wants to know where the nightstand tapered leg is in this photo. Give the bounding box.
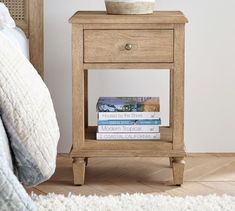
[172,157,185,186]
[73,158,86,185]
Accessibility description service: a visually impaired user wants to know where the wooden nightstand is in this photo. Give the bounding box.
[69,11,188,186]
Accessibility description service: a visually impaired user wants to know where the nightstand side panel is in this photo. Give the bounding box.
[72,24,85,151]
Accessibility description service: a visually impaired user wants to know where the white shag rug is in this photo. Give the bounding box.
[32,193,235,211]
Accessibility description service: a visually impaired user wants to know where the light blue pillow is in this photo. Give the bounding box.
[0,136,36,211]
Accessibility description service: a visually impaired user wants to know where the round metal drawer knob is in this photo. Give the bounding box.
[125,43,132,50]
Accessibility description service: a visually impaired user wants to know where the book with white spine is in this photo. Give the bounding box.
[96,132,160,140]
[98,125,160,133]
[98,112,160,120]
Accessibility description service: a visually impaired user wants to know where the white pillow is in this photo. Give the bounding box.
[0,3,16,30]
[0,27,29,59]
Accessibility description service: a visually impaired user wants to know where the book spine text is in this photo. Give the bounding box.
[96,133,160,140]
[98,125,160,133]
[97,119,161,125]
[98,112,160,120]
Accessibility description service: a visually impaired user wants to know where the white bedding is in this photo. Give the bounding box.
[0,3,15,29]
[0,32,60,187]
[0,117,13,170]
[0,28,29,173]
[0,3,45,210]
[0,27,29,59]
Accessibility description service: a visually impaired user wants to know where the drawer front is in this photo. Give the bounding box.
[84,30,174,63]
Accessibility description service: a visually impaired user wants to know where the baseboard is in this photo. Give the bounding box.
[57,153,235,158]
[187,153,235,157]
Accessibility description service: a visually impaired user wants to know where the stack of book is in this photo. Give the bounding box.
[96,97,161,140]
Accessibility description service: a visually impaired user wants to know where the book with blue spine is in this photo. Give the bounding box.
[98,119,161,125]
[96,97,160,112]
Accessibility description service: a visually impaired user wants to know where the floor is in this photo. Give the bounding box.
[27,154,235,196]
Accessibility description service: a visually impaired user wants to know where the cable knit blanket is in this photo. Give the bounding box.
[0,32,59,210]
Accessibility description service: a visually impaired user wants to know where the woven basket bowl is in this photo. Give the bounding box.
[105,0,155,15]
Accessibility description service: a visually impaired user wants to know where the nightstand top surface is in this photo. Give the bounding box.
[69,11,188,24]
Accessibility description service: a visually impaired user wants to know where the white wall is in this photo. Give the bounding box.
[45,0,235,153]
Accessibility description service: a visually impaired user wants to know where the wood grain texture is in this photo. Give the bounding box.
[29,155,235,196]
[69,11,188,24]
[70,11,187,185]
[29,0,44,78]
[73,158,86,185]
[72,150,186,158]
[79,141,172,151]
[84,63,174,69]
[71,126,174,157]
[83,23,174,30]
[84,30,174,63]
[1,0,44,78]
[172,24,185,150]
[172,157,185,185]
[72,24,85,151]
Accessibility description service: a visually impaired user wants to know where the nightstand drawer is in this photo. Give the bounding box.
[84,30,174,63]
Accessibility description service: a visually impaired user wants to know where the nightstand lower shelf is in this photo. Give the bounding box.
[71,126,186,186]
[71,126,186,157]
